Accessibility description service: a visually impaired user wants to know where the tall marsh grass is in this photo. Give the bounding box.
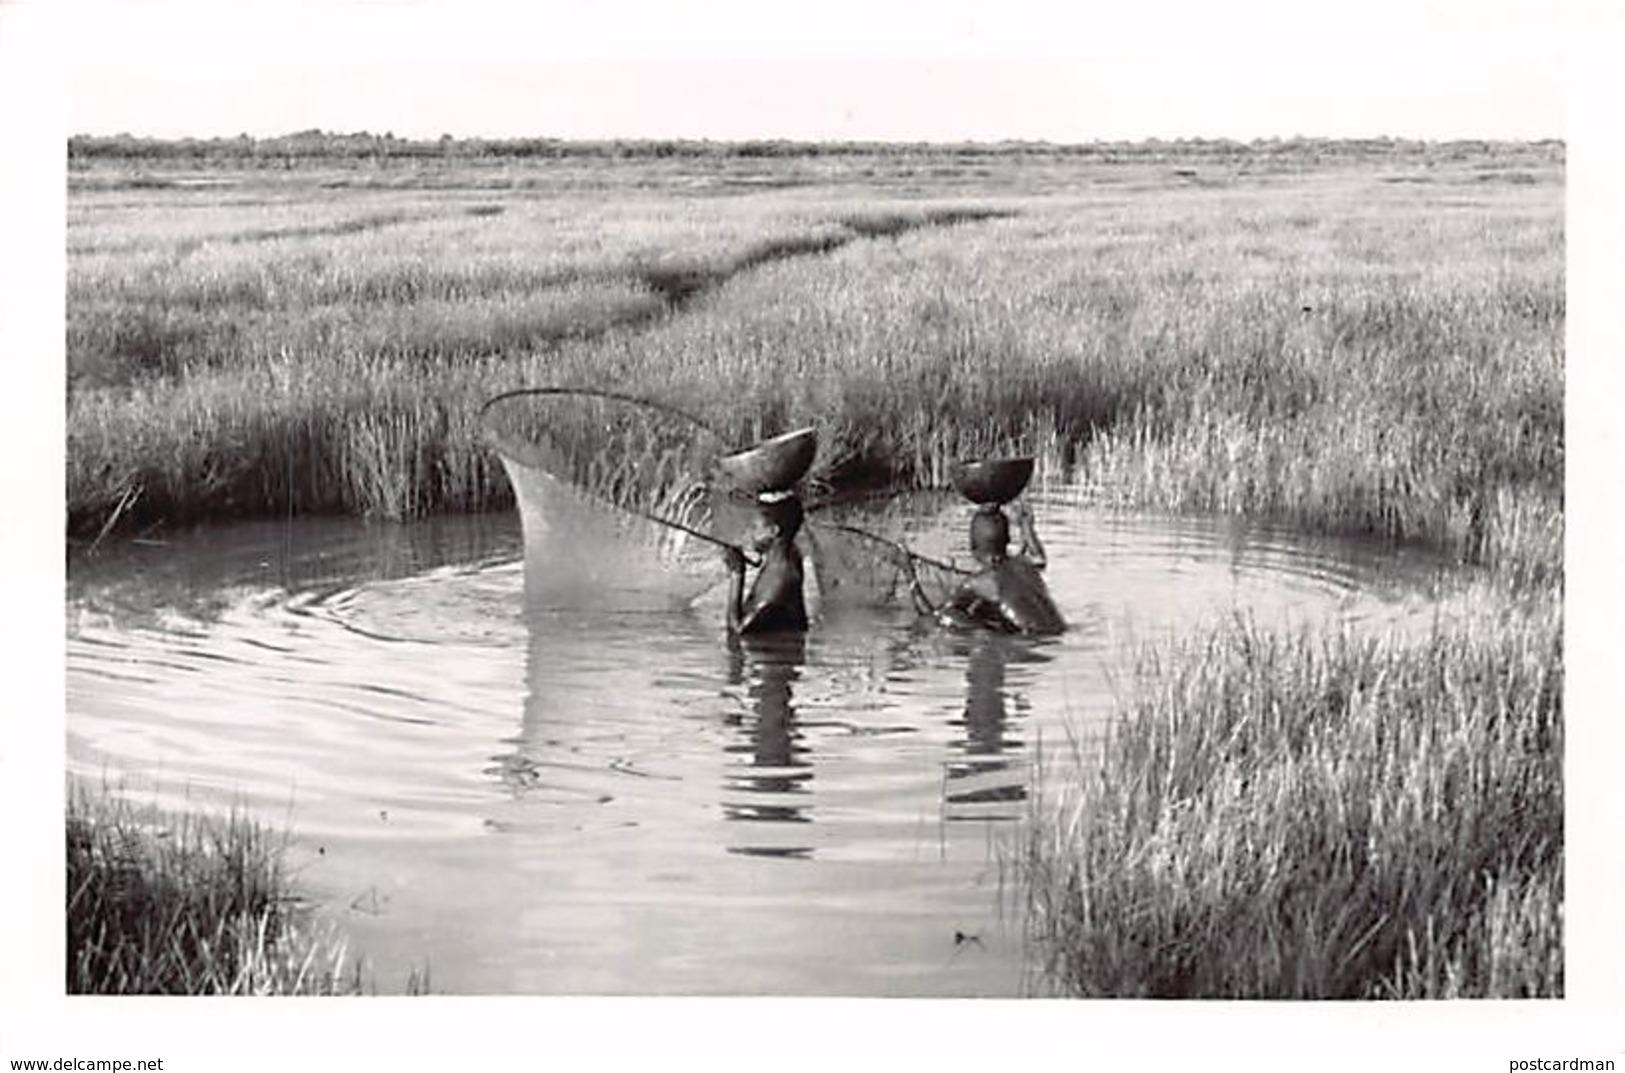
[1022,587,1562,998]
[66,155,1561,592]
[66,783,360,995]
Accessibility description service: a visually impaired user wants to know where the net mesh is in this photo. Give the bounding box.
[481,388,972,616]
[482,388,735,611]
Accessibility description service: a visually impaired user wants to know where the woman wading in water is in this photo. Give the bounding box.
[717,441,1064,638]
[714,427,818,637]
[910,491,1066,638]
[722,491,810,636]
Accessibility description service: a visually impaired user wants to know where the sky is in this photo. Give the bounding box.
[53,0,1576,142]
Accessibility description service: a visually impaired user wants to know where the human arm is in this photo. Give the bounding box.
[899,548,978,621]
[723,544,748,634]
[1012,500,1047,569]
[924,566,1008,631]
[729,545,807,634]
[903,553,937,616]
[944,576,1002,628]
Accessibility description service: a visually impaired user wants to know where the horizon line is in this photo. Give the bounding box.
[66,130,1568,149]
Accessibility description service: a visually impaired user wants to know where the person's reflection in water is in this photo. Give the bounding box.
[944,632,1033,822]
[721,631,814,859]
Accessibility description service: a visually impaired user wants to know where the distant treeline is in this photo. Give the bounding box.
[68,131,1564,165]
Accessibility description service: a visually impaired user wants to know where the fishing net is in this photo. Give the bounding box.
[480,387,974,616]
[800,490,974,614]
[481,388,737,611]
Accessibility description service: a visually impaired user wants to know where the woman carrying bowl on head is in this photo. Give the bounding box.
[716,428,818,637]
[907,458,1066,638]
[722,491,810,635]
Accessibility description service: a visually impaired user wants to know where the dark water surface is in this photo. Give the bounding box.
[65,490,1448,995]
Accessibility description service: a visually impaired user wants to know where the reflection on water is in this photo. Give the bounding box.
[64,490,1449,995]
[942,633,1051,822]
[723,633,813,858]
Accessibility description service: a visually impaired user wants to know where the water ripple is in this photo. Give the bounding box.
[65,499,1447,995]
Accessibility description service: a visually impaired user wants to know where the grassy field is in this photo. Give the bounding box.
[65,137,1564,998]
[66,782,388,994]
[66,141,1561,578]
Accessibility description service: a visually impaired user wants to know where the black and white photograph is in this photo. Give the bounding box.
[4,0,1622,1068]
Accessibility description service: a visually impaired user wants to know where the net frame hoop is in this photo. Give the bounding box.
[478,385,724,439]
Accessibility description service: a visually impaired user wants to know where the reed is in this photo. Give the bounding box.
[1021,586,1562,998]
[65,782,365,995]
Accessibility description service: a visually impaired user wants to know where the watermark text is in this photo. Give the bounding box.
[9,1060,164,1071]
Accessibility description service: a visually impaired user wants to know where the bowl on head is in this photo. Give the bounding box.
[950,457,1034,506]
[716,427,819,496]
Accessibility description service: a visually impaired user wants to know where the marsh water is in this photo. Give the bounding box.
[65,487,1449,995]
